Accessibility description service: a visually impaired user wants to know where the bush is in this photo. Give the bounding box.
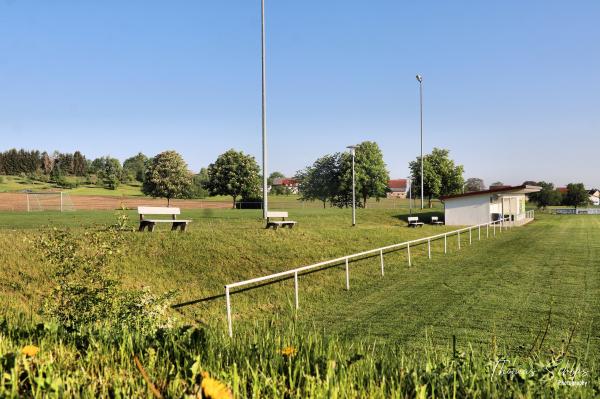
[36,228,175,334]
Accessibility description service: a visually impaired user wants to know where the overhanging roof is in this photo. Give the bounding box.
[440,185,542,201]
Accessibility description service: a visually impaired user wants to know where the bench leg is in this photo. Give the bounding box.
[181,223,187,232]
[171,223,179,231]
[139,221,149,232]
[148,223,156,232]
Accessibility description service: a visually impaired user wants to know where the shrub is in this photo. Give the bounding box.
[36,228,175,333]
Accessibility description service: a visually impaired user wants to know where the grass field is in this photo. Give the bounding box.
[0,208,598,397]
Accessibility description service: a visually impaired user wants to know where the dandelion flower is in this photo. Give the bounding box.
[280,346,297,358]
[21,345,39,357]
[200,371,233,399]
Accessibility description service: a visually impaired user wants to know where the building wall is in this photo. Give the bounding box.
[444,195,491,226]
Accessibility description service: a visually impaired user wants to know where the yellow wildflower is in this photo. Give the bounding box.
[280,346,297,358]
[21,345,39,357]
[200,371,233,399]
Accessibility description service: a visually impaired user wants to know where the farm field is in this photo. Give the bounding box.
[0,209,598,397]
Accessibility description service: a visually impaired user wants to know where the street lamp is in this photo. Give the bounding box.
[416,74,424,209]
[347,145,357,226]
[261,0,268,219]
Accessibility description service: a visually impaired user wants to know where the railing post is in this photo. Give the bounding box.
[469,228,472,245]
[444,234,447,254]
[226,286,232,337]
[380,249,384,276]
[407,243,411,266]
[428,239,431,259]
[345,258,350,290]
[458,232,461,250]
[478,225,481,241]
[294,271,299,309]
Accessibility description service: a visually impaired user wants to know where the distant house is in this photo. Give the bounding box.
[441,184,541,226]
[387,179,408,198]
[271,177,300,194]
[557,187,568,195]
[589,189,600,206]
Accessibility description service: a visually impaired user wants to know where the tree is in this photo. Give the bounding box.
[464,178,485,193]
[409,148,464,207]
[186,167,210,199]
[72,151,87,176]
[297,154,342,208]
[123,152,148,182]
[142,151,192,206]
[95,157,123,190]
[205,149,261,208]
[529,182,562,208]
[563,183,589,209]
[268,171,291,195]
[339,141,390,207]
[490,181,505,187]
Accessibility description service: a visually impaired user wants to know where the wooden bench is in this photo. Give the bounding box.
[265,211,297,229]
[138,206,191,232]
[407,216,424,228]
[430,216,444,225]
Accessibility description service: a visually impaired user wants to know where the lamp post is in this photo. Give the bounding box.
[261,0,268,219]
[407,176,413,215]
[347,145,357,226]
[416,74,424,209]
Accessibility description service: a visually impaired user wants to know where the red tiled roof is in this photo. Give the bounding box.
[557,187,568,194]
[388,179,407,190]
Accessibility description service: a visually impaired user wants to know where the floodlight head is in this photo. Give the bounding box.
[416,74,423,83]
[346,145,357,155]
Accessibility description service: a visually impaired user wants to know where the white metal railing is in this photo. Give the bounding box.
[224,215,527,337]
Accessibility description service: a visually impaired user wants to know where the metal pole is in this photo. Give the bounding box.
[418,77,424,209]
[478,225,481,241]
[294,271,299,309]
[444,234,447,253]
[261,0,268,219]
[469,228,472,245]
[351,150,356,226]
[60,192,63,212]
[458,232,461,249]
[345,258,350,290]
[380,249,384,276]
[26,193,30,212]
[226,286,232,337]
[407,243,411,266]
[487,224,489,238]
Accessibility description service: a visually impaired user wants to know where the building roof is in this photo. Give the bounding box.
[557,187,568,194]
[272,177,299,186]
[388,179,407,190]
[440,184,542,201]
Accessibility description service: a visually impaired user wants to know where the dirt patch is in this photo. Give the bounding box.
[0,193,232,211]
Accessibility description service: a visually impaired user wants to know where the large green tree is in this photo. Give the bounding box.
[527,181,562,208]
[297,154,341,207]
[142,151,193,206]
[563,183,589,209]
[340,141,390,207]
[464,177,485,192]
[123,152,148,182]
[205,149,261,208]
[95,156,123,190]
[409,148,464,207]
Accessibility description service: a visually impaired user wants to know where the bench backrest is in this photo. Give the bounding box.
[407,216,419,222]
[266,211,288,218]
[138,206,181,216]
[431,216,439,221]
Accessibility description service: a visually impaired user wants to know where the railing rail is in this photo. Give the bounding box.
[224,214,531,337]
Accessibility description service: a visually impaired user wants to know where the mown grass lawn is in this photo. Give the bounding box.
[0,208,598,396]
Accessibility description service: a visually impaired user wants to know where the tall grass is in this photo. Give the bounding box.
[1,315,597,398]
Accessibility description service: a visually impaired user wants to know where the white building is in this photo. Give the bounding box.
[441,185,541,226]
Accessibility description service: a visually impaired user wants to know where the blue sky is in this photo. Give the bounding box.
[1,1,599,187]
